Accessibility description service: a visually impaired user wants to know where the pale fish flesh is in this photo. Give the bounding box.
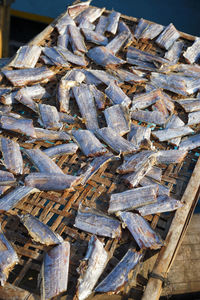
[131,110,167,125]
[188,111,200,125]
[0,115,36,138]
[179,133,200,151]
[68,24,87,54]
[42,47,69,67]
[34,127,71,141]
[8,45,41,68]
[165,114,185,146]
[156,150,187,164]
[131,89,162,111]
[152,126,194,142]
[55,46,88,66]
[38,104,62,130]
[95,16,108,35]
[0,170,16,186]
[140,23,164,40]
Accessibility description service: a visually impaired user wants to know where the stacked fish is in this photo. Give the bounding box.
[0,0,200,298]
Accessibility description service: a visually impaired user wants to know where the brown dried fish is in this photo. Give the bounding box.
[131,110,167,125]
[0,283,39,300]
[183,38,200,64]
[156,23,180,50]
[152,126,194,142]
[39,104,62,130]
[105,82,131,107]
[0,115,36,138]
[106,10,121,35]
[8,45,41,68]
[1,138,23,175]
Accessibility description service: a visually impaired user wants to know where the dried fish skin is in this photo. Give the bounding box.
[96,127,137,155]
[59,112,76,124]
[106,10,121,35]
[8,45,41,68]
[73,84,99,131]
[118,21,133,47]
[188,111,200,125]
[183,38,200,64]
[157,150,187,164]
[95,249,143,293]
[62,69,85,82]
[0,115,36,138]
[106,32,129,54]
[0,88,13,104]
[44,143,78,157]
[152,126,194,142]
[57,80,71,113]
[168,63,200,78]
[146,166,162,182]
[39,104,62,130]
[23,148,64,174]
[108,68,146,84]
[25,173,80,191]
[79,18,95,31]
[72,129,107,157]
[75,6,105,24]
[156,23,180,50]
[127,124,152,149]
[140,23,164,40]
[105,83,131,107]
[0,225,19,286]
[164,41,184,63]
[34,127,71,141]
[42,47,70,67]
[56,13,76,35]
[0,170,16,186]
[179,134,200,151]
[57,33,69,49]
[89,84,106,110]
[108,185,158,214]
[131,110,167,125]
[55,47,88,66]
[41,55,55,66]
[76,236,109,300]
[1,138,23,175]
[16,84,50,100]
[68,25,87,54]
[88,69,121,86]
[67,1,91,19]
[15,92,38,113]
[152,98,169,119]
[134,18,149,40]
[176,99,200,113]
[118,212,164,249]
[140,176,170,196]
[19,213,63,245]
[165,114,185,146]
[74,206,121,238]
[104,104,130,136]
[0,186,38,212]
[81,28,108,46]
[2,67,54,87]
[127,46,169,65]
[87,46,126,67]
[136,194,183,216]
[41,241,70,299]
[127,59,157,72]
[131,89,162,111]
[95,16,108,35]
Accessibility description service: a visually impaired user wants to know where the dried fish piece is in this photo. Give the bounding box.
[108,185,157,214]
[8,45,41,68]
[0,115,36,138]
[39,104,62,130]
[56,46,88,66]
[134,18,149,39]
[76,236,109,300]
[131,110,167,125]
[164,41,184,63]
[41,242,70,299]
[88,69,121,86]
[15,92,38,113]
[56,13,76,35]
[95,249,143,293]
[106,31,129,54]
[42,47,70,67]
[0,186,38,212]
[0,171,16,186]
[104,104,130,136]
[140,23,164,40]
[44,143,78,157]
[152,126,194,142]
[157,150,187,164]
[87,46,125,67]
[79,18,95,30]
[128,59,157,72]
[72,129,107,157]
[152,98,169,119]
[74,206,121,238]
[127,124,152,149]
[23,148,64,174]
[127,46,169,65]
[183,38,200,64]
[19,213,63,245]
[118,21,133,47]
[89,84,106,110]
[146,166,162,182]
[81,28,108,46]
[188,111,200,125]
[95,15,108,35]
[179,133,200,151]
[105,83,131,107]
[176,98,200,113]
[140,176,170,196]
[2,67,54,87]
[41,55,55,65]
[136,194,183,216]
[118,212,163,249]
[165,115,185,146]
[131,89,162,111]
[1,138,23,175]
[25,173,80,191]
[62,69,85,82]
[0,87,13,102]
[0,224,19,286]
[68,25,87,54]
[156,23,180,50]
[73,84,99,131]
[167,63,200,78]
[96,127,137,155]
[57,33,69,49]
[106,10,121,35]
[67,1,91,19]
[16,84,49,100]
[75,6,105,24]
[59,112,76,124]
[34,128,71,141]
[108,68,146,84]
[57,80,77,113]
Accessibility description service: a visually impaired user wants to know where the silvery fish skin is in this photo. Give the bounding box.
[106,31,129,54]
[118,21,133,47]
[25,173,80,191]
[146,166,162,182]
[39,104,62,130]
[1,138,23,175]
[62,69,85,82]
[0,186,39,212]
[136,194,183,216]
[104,104,130,136]
[89,84,106,110]
[131,89,162,111]
[41,55,55,65]
[118,211,164,249]
[108,185,158,214]
[74,205,121,238]
[179,133,200,151]
[59,112,76,124]
[44,143,78,157]
[152,126,194,142]
[68,25,87,54]
[106,10,121,35]
[55,46,88,66]
[81,28,108,46]
[140,176,170,196]
[76,236,109,300]
[175,98,200,113]
[0,90,18,105]
[140,23,164,40]
[165,114,185,146]
[0,115,36,138]
[23,148,64,174]
[166,63,200,78]
[131,110,167,125]
[127,59,157,72]
[15,92,38,113]
[88,69,121,86]
[57,80,77,113]
[0,224,19,286]
[73,84,99,131]
[188,111,200,125]
[42,47,70,67]
[2,67,54,87]
[41,241,70,299]
[96,127,137,155]
[164,41,184,63]
[105,83,131,107]
[8,45,41,68]
[156,23,180,50]
[108,68,147,84]
[33,127,71,141]
[117,151,156,174]
[0,87,13,102]
[75,6,105,24]
[19,213,63,245]
[95,249,143,293]
[16,84,50,100]
[57,33,69,49]
[79,70,102,85]
[87,46,126,67]
[79,18,95,30]
[183,38,200,64]
[134,18,149,39]
[127,46,169,65]
[56,13,76,35]
[72,129,108,157]
[67,0,91,19]
[127,124,152,149]
[157,150,187,164]
[79,153,115,185]
[0,171,16,186]
[152,99,169,119]
[95,15,108,35]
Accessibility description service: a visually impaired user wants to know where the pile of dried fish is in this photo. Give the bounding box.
[0,0,199,298]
